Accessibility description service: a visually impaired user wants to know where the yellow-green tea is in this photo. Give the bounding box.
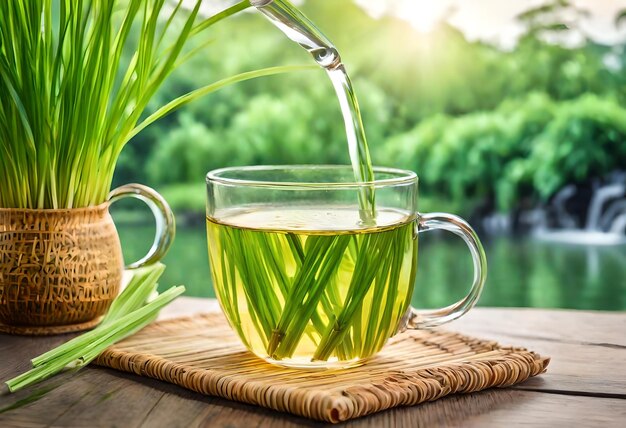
[207,206,417,368]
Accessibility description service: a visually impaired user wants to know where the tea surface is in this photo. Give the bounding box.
[207,206,417,367]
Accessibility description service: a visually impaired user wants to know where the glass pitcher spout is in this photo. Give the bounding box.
[250,0,342,69]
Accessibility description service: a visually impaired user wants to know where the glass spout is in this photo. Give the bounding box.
[250,0,342,69]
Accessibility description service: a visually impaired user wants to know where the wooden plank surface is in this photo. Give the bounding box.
[453,307,626,398]
[1,298,625,427]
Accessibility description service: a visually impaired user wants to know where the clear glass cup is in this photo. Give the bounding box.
[206,165,487,369]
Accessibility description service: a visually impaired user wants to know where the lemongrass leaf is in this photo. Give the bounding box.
[128,65,316,142]
[8,267,184,392]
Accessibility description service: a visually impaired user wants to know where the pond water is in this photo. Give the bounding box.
[115,223,626,311]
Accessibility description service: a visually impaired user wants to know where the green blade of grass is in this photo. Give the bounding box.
[0,0,314,210]
[126,65,316,144]
[271,235,351,359]
[312,232,392,361]
[8,285,185,392]
[32,264,166,367]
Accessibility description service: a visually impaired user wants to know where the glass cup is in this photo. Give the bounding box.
[206,165,487,369]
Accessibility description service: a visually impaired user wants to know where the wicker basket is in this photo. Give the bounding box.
[0,204,123,333]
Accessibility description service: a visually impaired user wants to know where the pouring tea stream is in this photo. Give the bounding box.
[251,0,376,224]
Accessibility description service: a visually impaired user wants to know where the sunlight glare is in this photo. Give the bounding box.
[395,0,450,33]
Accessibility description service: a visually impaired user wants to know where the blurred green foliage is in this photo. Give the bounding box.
[113,0,626,216]
[384,94,626,211]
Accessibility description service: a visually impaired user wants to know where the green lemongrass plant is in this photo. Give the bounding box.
[0,0,310,209]
[6,263,183,392]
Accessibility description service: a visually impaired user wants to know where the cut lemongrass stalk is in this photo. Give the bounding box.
[100,264,166,326]
[32,283,180,368]
[61,294,173,363]
[73,313,160,368]
[7,312,157,392]
[7,286,184,392]
[7,313,158,393]
[32,264,165,367]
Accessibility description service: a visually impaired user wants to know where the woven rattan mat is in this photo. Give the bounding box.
[95,313,549,423]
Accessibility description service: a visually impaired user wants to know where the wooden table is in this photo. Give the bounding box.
[1,298,625,427]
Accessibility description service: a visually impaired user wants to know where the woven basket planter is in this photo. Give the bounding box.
[0,204,123,334]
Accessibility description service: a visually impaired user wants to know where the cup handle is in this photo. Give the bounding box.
[108,184,176,269]
[404,212,487,329]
